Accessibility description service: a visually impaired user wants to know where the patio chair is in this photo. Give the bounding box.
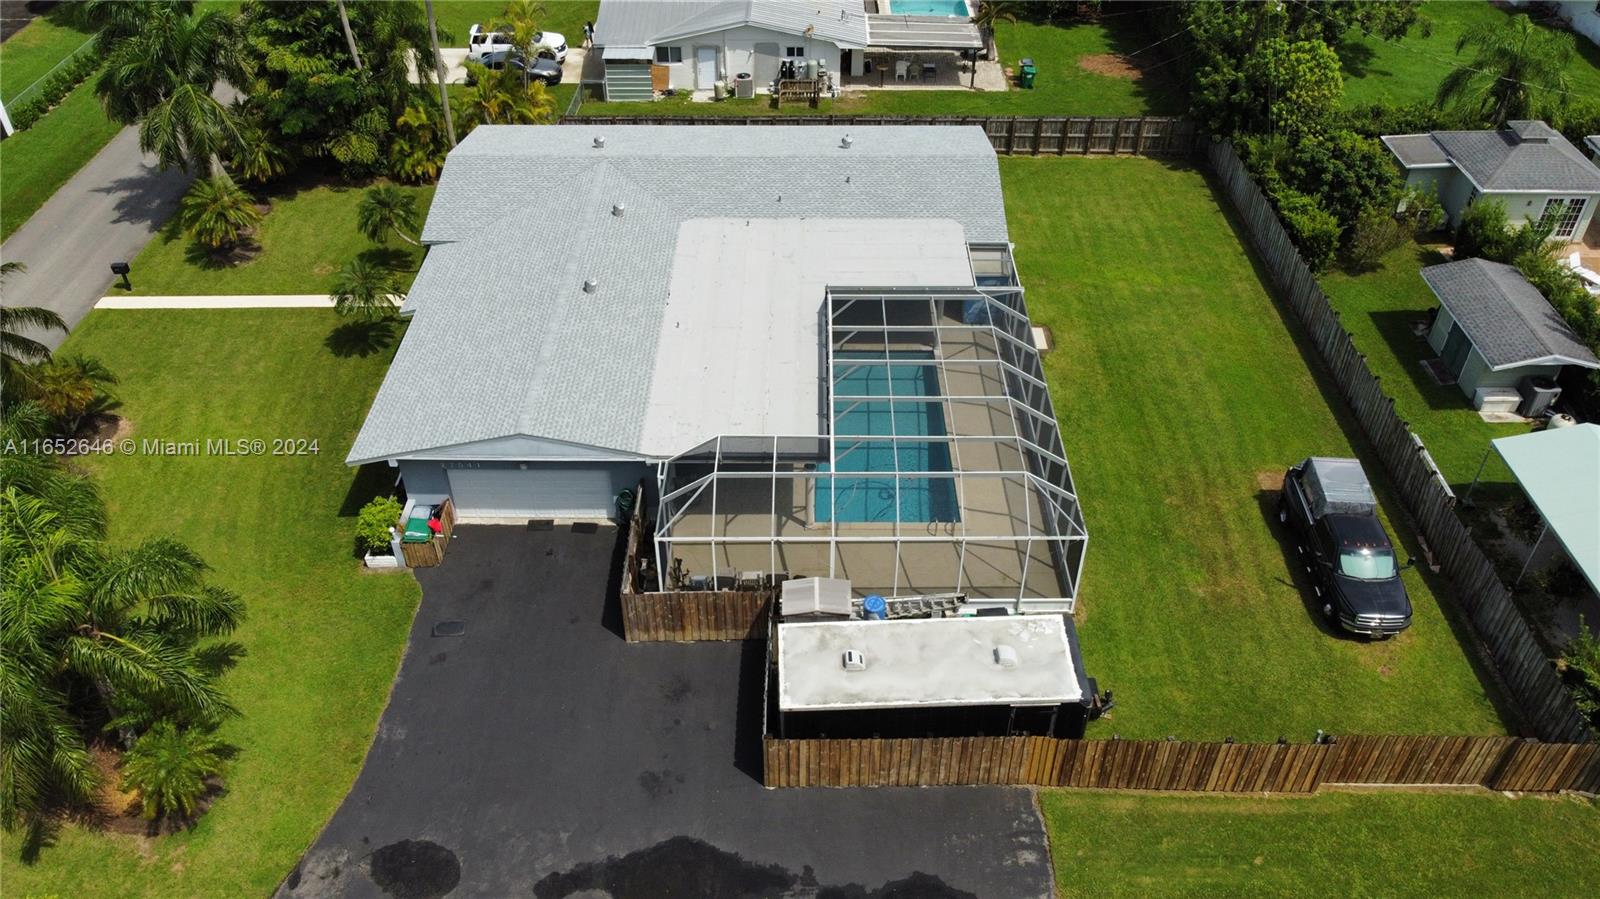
[922,61,938,82]
[894,59,909,82]
[1565,252,1600,294]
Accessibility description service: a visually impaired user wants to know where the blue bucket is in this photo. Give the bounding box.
[862,594,888,620]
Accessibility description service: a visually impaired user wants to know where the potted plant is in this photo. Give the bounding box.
[357,496,405,568]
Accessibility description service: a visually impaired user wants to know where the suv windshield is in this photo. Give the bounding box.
[1339,548,1397,580]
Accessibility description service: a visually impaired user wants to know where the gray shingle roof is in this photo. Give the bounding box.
[595,1,868,49]
[1427,122,1600,192]
[1421,258,1600,371]
[349,125,1008,465]
[1381,133,1449,168]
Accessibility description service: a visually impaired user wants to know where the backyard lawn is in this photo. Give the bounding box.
[1040,790,1600,898]
[1319,240,1526,492]
[124,180,434,295]
[1340,0,1600,108]
[1002,156,1508,741]
[0,77,123,240]
[0,5,94,105]
[0,310,419,898]
[577,17,1182,118]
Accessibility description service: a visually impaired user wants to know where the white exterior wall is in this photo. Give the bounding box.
[1439,169,1478,228]
[654,25,844,92]
[1442,181,1600,236]
[1508,1,1600,48]
[1456,346,1563,405]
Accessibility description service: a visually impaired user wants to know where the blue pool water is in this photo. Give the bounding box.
[889,0,970,17]
[817,351,960,524]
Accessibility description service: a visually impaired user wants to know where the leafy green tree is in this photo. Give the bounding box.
[229,119,288,184]
[973,0,1019,33]
[1437,14,1574,126]
[357,186,421,246]
[333,258,403,321]
[0,455,243,833]
[120,721,227,822]
[356,496,404,554]
[178,173,263,251]
[1184,2,1343,139]
[95,3,247,176]
[456,61,558,132]
[493,0,549,87]
[0,263,67,398]
[389,104,449,183]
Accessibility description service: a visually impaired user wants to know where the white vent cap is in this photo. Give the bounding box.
[612,202,625,217]
[993,645,1019,669]
[841,649,867,671]
[593,135,605,148]
[582,278,598,294]
[840,133,853,149]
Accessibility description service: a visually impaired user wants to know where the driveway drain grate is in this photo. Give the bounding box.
[432,620,466,637]
[571,522,599,534]
[526,519,554,531]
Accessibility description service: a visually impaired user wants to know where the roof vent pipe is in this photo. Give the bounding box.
[840,133,853,149]
[593,135,605,149]
[583,278,598,294]
[612,202,625,217]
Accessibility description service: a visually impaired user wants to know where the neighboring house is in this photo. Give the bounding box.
[1506,1,1600,48]
[348,125,1087,614]
[1421,257,1600,411]
[1382,121,1600,239]
[591,0,980,99]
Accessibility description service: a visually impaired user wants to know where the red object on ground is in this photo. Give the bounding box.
[428,518,443,534]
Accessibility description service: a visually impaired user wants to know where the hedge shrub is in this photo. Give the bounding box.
[8,50,101,133]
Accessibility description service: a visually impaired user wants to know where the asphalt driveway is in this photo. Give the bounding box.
[281,525,1052,899]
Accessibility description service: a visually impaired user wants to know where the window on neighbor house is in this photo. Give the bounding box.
[656,46,683,63]
[785,46,806,57]
[1539,197,1589,240]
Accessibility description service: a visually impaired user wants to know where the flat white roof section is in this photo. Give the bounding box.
[639,217,973,458]
[777,616,1082,712]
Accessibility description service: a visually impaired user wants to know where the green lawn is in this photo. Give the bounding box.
[1340,0,1600,108]
[125,180,434,295]
[0,310,420,898]
[1320,241,1527,493]
[0,77,123,240]
[0,5,94,105]
[577,18,1182,118]
[429,0,597,45]
[1041,790,1600,898]
[1003,157,1508,740]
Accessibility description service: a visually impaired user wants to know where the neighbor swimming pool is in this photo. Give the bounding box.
[817,351,960,524]
[887,0,971,17]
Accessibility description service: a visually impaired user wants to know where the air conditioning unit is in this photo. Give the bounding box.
[1517,375,1562,418]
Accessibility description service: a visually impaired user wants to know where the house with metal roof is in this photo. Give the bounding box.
[1421,258,1600,412]
[350,124,1087,614]
[1381,121,1600,240]
[592,0,981,100]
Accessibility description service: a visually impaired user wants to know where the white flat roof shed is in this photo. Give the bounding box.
[777,616,1082,712]
[1477,423,1600,593]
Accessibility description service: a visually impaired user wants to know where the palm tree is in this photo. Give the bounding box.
[96,3,247,176]
[493,0,549,87]
[177,173,262,251]
[424,0,457,148]
[0,263,67,396]
[0,468,242,832]
[120,721,226,822]
[389,104,448,183]
[27,355,119,437]
[357,186,421,246]
[230,119,287,184]
[1437,14,1574,125]
[335,0,363,70]
[333,258,403,321]
[456,62,558,131]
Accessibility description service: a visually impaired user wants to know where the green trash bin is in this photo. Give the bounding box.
[1019,57,1037,89]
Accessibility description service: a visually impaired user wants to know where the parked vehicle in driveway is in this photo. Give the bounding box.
[467,23,567,63]
[1279,457,1414,638]
[469,50,563,85]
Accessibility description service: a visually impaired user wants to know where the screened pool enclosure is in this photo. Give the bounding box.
[655,253,1087,612]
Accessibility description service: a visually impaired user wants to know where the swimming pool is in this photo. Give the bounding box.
[888,0,971,17]
[817,351,960,524]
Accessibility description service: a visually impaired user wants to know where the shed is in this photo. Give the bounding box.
[1421,258,1599,411]
[1467,423,1600,594]
[780,577,854,619]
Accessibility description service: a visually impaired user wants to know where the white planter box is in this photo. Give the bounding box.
[364,551,403,569]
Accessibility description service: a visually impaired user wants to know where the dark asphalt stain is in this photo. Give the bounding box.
[368,840,461,899]
[284,866,301,890]
[660,674,691,703]
[428,652,447,665]
[636,769,685,800]
[532,837,978,899]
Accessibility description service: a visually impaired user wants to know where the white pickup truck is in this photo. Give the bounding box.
[467,23,568,64]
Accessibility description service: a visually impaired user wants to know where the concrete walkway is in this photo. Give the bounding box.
[96,294,337,309]
[0,125,193,350]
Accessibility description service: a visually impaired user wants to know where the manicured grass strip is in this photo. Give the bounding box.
[0,77,123,240]
[429,0,597,46]
[1003,157,1506,740]
[1040,790,1600,898]
[0,9,95,105]
[1340,0,1600,108]
[1319,240,1526,491]
[0,310,419,898]
[125,181,434,295]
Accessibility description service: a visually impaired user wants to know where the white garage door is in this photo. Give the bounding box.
[446,465,621,519]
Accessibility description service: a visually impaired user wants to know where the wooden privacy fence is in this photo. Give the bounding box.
[1206,140,1593,744]
[762,734,1600,793]
[621,590,772,642]
[561,115,1200,157]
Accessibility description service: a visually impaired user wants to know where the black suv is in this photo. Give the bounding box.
[1279,457,1413,638]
